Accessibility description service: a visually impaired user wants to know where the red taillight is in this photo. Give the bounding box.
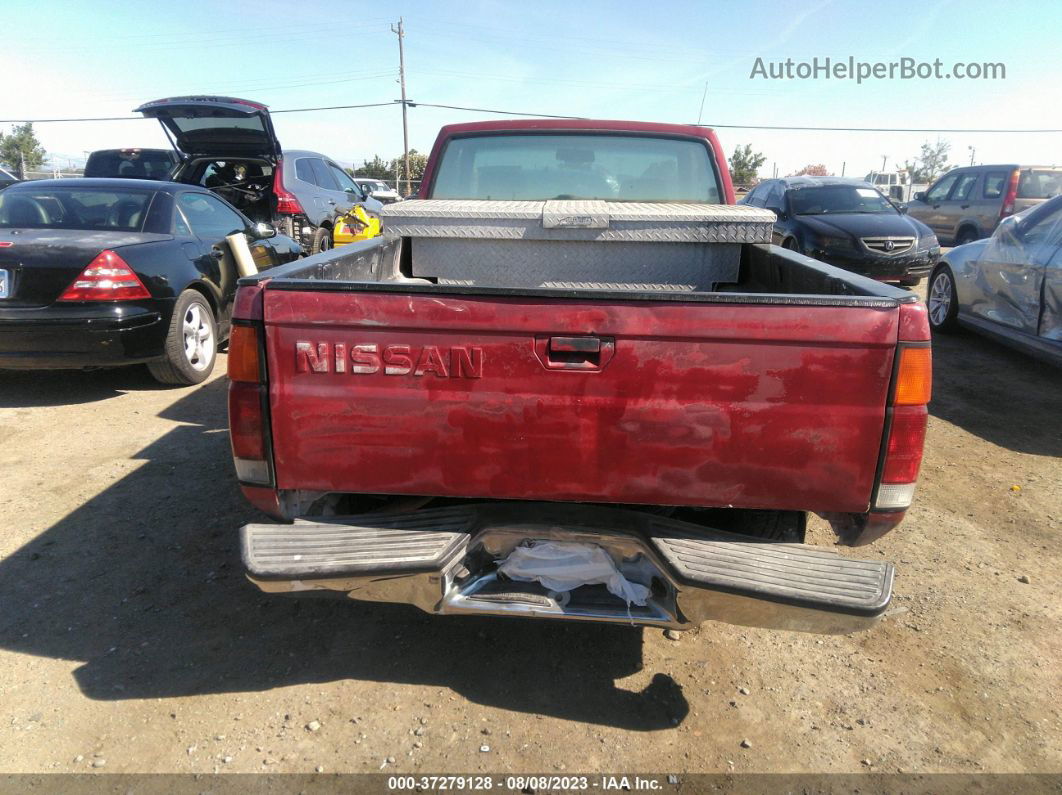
[228,323,273,485]
[875,344,931,510]
[58,250,150,302]
[273,158,304,215]
[230,382,267,461]
[1000,169,1020,218]
[881,406,928,483]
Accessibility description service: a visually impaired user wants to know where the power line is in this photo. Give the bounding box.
[1,102,399,123]
[690,122,1062,133]
[4,103,1059,132]
[411,102,586,119]
[271,102,398,115]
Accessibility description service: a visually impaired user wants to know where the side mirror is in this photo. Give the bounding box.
[251,221,276,239]
[913,191,926,202]
[898,204,909,214]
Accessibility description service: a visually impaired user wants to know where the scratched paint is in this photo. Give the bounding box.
[263,290,895,514]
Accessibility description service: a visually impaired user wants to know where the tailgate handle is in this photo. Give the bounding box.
[550,336,601,354]
[538,336,615,371]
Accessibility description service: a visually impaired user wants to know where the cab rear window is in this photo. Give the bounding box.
[0,189,153,231]
[431,134,721,203]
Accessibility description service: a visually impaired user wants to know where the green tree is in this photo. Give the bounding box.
[0,123,47,177]
[389,149,428,189]
[790,163,831,177]
[353,155,394,180]
[729,143,766,187]
[907,139,952,183]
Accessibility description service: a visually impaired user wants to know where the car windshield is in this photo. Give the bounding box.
[1017,170,1062,199]
[789,185,896,215]
[431,133,721,202]
[0,188,153,231]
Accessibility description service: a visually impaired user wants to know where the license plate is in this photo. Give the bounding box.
[0,269,8,299]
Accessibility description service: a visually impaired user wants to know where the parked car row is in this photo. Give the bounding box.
[0,95,410,385]
[2,99,1057,388]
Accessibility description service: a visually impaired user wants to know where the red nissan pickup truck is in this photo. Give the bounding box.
[228,120,931,634]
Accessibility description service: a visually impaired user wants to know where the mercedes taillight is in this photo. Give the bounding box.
[58,250,150,302]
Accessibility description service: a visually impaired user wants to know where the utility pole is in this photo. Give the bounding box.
[881,154,888,173]
[696,81,708,125]
[841,161,846,177]
[968,145,976,166]
[392,18,410,196]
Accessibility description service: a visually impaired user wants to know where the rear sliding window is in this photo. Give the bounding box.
[1017,170,1062,199]
[0,188,152,231]
[84,151,175,180]
[431,134,721,202]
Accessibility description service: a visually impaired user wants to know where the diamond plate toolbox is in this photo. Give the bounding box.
[380,200,776,291]
[381,200,775,243]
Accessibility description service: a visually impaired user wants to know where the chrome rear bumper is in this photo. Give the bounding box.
[241,503,892,634]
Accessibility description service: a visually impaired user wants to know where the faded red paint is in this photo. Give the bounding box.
[262,290,898,514]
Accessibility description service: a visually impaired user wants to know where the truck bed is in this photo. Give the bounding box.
[237,238,919,516]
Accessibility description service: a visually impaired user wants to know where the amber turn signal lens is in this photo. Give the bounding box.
[894,346,932,405]
[227,325,261,383]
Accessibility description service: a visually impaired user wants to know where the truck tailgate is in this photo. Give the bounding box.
[263,288,898,513]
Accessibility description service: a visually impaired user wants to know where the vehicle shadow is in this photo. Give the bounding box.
[929,329,1062,457]
[0,377,687,731]
[0,366,171,408]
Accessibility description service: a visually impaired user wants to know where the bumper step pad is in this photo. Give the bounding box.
[241,503,893,632]
[241,506,474,580]
[650,526,892,618]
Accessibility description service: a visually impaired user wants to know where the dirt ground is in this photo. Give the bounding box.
[0,301,1059,779]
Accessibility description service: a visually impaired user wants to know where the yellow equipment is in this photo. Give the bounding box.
[332,205,381,246]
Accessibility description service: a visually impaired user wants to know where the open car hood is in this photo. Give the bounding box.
[134,96,281,160]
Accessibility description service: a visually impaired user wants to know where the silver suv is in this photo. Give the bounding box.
[906,164,1062,246]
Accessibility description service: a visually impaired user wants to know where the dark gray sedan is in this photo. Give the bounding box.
[928,194,1062,366]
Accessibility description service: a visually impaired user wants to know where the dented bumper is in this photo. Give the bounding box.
[241,504,893,634]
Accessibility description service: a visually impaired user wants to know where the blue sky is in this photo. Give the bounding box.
[4,0,1060,178]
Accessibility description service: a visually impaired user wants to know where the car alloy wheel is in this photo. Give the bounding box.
[182,302,215,371]
[928,270,953,327]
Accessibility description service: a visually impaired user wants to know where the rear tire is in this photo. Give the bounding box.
[782,237,799,252]
[927,265,959,332]
[310,226,332,255]
[953,227,978,247]
[147,290,217,385]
